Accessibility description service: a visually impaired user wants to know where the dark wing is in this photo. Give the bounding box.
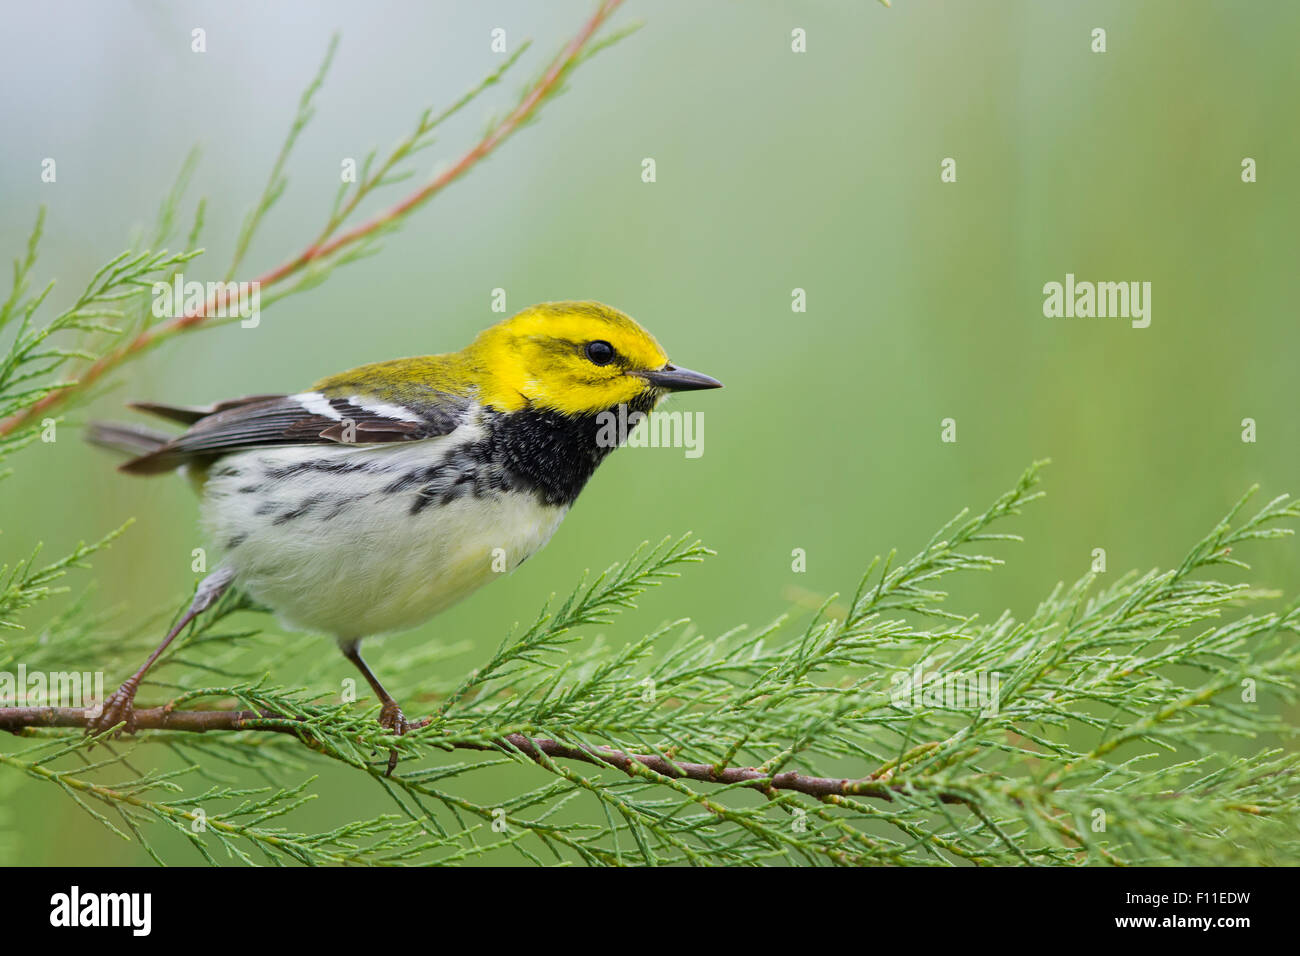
[119,392,469,475]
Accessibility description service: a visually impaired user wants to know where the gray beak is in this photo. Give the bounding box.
[638,364,723,392]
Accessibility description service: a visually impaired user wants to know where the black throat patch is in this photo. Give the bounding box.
[491,395,656,508]
[391,396,658,515]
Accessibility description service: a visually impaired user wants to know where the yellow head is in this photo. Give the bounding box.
[467,301,721,415]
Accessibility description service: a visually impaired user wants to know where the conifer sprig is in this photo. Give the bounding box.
[3,465,1297,865]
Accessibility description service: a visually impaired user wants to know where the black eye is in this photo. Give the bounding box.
[585,340,616,366]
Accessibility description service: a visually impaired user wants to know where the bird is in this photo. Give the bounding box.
[86,300,721,772]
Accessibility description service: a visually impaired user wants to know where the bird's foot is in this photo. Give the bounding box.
[86,679,140,738]
[378,699,411,777]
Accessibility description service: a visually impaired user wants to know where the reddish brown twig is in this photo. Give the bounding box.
[0,705,294,734]
[482,733,970,804]
[0,0,625,440]
[0,703,968,804]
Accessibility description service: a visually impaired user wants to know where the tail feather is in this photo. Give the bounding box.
[88,393,288,475]
[85,421,173,461]
[128,394,282,425]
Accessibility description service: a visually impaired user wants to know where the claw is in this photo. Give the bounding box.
[83,568,236,742]
[86,680,140,738]
[378,700,411,776]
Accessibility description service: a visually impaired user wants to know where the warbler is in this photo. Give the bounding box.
[88,301,721,771]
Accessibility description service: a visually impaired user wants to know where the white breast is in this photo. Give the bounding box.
[199,427,567,639]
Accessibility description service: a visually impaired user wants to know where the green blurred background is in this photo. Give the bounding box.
[2,0,1297,864]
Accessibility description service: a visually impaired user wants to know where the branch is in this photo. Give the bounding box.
[6,471,1297,864]
[0,705,966,804]
[0,0,625,440]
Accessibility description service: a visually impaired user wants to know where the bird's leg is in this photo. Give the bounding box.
[341,640,412,776]
[87,566,236,736]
